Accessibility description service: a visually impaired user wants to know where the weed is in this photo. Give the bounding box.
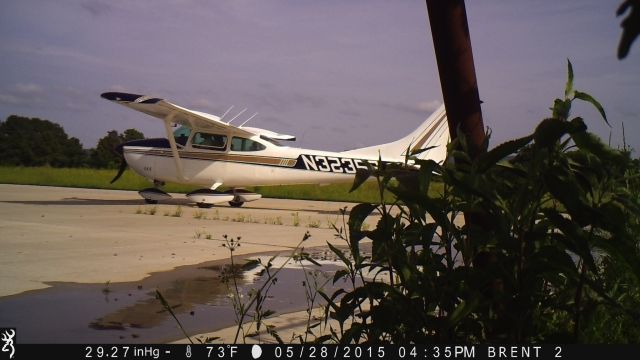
[220,232,312,343]
[171,206,182,217]
[193,210,206,219]
[156,289,193,344]
[307,218,321,228]
[135,206,143,214]
[146,206,157,215]
[292,252,331,343]
[101,280,111,295]
[319,61,640,343]
[292,212,300,227]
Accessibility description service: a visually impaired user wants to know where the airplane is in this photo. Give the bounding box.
[100,92,449,208]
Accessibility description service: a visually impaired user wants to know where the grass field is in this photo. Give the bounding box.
[0,166,412,203]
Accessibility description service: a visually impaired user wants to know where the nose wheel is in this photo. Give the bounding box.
[139,187,172,204]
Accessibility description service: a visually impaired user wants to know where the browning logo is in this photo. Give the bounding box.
[1,329,15,359]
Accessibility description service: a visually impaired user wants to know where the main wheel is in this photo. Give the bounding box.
[197,202,214,209]
[228,200,244,208]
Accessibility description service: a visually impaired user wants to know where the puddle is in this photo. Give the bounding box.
[0,249,350,343]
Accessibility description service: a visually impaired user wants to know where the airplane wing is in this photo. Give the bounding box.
[100,92,256,137]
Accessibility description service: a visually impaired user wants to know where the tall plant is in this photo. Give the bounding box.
[322,61,640,343]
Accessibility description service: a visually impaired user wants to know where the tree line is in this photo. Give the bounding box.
[0,115,144,168]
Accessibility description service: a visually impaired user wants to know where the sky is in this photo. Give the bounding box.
[1,0,638,153]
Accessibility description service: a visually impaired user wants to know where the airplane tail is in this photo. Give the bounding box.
[342,104,449,163]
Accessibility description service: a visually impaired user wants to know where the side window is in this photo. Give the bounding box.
[231,137,266,152]
[192,132,227,150]
[173,126,191,146]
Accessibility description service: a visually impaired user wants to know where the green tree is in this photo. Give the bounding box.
[89,129,144,168]
[0,115,86,167]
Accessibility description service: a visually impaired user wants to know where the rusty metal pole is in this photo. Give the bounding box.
[426,0,486,158]
[426,1,491,275]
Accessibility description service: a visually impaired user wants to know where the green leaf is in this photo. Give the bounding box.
[446,297,480,328]
[573,91,609,127]
[327,242,352,269]
[348,203,376,241]
[571,130,622,164]
[350,166,372,193]
[409,145,438,157]
[568,116,588,134]
[476,134,533,172]
[300,253,322,267]
[543,209,597,270]
[241,259,260,271]
[552,99,571,120]
[534,118,569,147]
[565,59,574,98]
[333,269,350,284]
[262,309,277,318]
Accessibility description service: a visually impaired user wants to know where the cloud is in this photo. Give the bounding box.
[380,99,442,116]
[80,0,113,17]
[15,83,44,95]
[0,94,21,105]
[0,83,46,105]
[106,85,130,93]
[415,100,442,113]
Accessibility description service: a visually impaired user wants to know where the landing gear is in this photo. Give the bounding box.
[226,189,262,206]
[187,189,234,207]
[139,187,172,204]
[196,202,214,209]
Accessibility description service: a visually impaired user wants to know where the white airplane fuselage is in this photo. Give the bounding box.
[101,91,449,204]
[125,141,390,189]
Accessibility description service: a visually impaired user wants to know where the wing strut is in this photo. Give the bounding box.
[162,113,187,182]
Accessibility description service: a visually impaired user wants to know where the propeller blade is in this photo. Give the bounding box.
[110,157,128,184]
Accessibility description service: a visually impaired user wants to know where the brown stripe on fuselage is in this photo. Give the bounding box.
[410,115,448,153]
[125,148,298,167]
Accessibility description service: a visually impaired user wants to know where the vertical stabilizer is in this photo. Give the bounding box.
[341,104,449,163]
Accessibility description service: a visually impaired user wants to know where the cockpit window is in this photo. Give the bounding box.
[193,132,227,150]
[231,137,266,151]
[173,126,191,146]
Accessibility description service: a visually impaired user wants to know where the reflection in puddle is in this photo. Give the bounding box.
[0,253,345,343]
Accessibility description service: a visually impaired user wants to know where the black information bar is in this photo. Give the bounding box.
[13,344,640,360]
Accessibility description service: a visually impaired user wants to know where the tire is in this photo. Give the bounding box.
[144,199,159,204]
[228,200,244,208]
[197,202,214,209]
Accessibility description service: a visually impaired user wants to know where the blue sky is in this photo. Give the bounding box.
[1,0,638,152]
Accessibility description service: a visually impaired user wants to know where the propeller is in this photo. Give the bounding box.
[110,142,127,184]
[108,138,166,184]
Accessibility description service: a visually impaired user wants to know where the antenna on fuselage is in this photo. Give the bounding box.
[227,108,247,125]
[220,105,234,122]
[239,112,258,127]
